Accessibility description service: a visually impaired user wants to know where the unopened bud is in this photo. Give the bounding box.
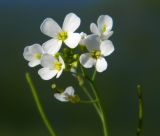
[71,61,78,68]
[73,54,79,60]
[51,84,56,89]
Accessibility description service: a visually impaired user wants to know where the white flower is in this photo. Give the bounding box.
[79,32,87,46]
[23,44,44,67]
[40,13,81,54]
[79,35,114,72]
[54,86,75,102]
[38,54,65,80]
[90,15,113,40]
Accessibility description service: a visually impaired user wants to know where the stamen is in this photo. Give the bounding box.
[54,62,62,71]
[91,50,101,59]
[34,53,41,60]
[57,32,68,41]
[102,25,107,33]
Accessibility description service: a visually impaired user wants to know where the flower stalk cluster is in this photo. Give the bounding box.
[23,13,115,136]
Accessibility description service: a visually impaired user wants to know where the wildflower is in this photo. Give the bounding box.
[79,35,114,72]
[54,86,78,102]
[23,44,44,67]
[90,15,113,40]
[40,13,81,54]
[38,54,65,80]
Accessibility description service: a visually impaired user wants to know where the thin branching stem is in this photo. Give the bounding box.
[79,85,103,119]
[80,99,98,104]
[25,72,57,136]
[79,67,109,136]
[86,76,109,136]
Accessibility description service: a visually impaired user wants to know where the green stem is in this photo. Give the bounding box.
[80,99,98,104]
[80,85,103,119]
[87,78,109,136]
[79,67,109,136]
[92,69,97,81]
[25,72,57,136]
[136,85,144,136]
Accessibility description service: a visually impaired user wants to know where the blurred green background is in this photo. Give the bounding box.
[0,0,160,135]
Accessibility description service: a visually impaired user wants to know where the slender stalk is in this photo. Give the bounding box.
[80,85,103,119]
[92,69,97,81]
[87,77,109,136]
[80,67,109,136]
[25,72,57,136]
[136,85,144,136]
[80,99,98,104]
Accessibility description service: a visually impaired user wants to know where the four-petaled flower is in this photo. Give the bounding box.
[23,13,115,86]
[80,35,114,72]
[90,15,113,40]
[40,13,81,55]
[54,86,75,102]
[38,54,65,80]
[23,44,44,67]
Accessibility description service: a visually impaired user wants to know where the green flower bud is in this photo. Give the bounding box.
[51,84,56,89]
[71,61,78,68]
[63,48,70,54]
[73,54,79,60]
[54,52,60,59]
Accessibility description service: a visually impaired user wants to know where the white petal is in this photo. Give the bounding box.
[23,44,43,61]
[102,31,113,40]
[64,33,81,48]
[29,44,43,54]
[54,93,68,102]
[100,40,114,56]
[97,15,113,33]
[42,39,62,55]
[23,46,32,61]
[59,56,65,69]
[56,69,63,78]
[40,18,62,37]
[64,86,75,96]
[28,60,40,67]
[80,32,87,38]
[56,56,65,78]
[62,13,81,32]
[41,54,56,69]
[90,23,99,35]
[83,34,100,52]
[96,57,108,72]
[79,32,87,45]
[38,68,57,80]
[79,53,96,68]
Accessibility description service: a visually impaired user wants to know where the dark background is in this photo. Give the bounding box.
[0,0,160,135]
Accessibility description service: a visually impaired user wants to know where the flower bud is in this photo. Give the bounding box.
[71,61,78,68]
[73,54,79,60]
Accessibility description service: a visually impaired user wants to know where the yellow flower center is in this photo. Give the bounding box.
[102,25,107,33]
[57,31,68,41]
[91,50,101,59]
[54,62,62,71]
[34,53,41,60]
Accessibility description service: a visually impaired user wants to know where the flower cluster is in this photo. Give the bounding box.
[23,13,114,102]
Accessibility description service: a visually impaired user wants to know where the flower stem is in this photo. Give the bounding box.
[79,67,109,136]
[80,99,98,104]
[136,85,144,136]
[25,72,57,136]
[92,69,97,81]
[80,85,103,119]
[87,77,109,136]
